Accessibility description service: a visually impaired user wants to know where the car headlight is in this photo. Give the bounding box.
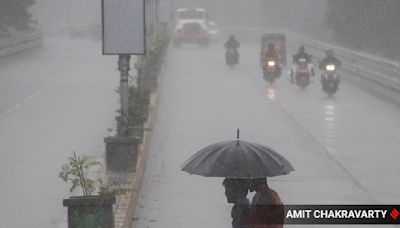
[268,61,276,67]
[326,64,335,71]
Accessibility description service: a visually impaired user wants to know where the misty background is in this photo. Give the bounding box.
[30,0,328,38]
[171,0,331,40]
[1,0,400,69]
[20,0,398,59]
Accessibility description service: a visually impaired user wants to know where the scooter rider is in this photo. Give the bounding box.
[292,45,312,63]
[319,50,342,83]
[225,35,240,65]
[319,50,341,70]
[225,35,240,53]
[290,45,315,83]
[262,43,281,74]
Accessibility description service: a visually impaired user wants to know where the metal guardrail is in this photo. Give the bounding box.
[0,30,43,57]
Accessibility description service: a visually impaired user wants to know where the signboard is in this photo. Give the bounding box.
[102,0,145,55]
[158,0,171,24]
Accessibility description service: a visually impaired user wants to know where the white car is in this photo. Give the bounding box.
[172,8,210,47]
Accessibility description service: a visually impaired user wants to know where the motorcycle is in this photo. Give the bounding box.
[263,58,281,84]
[321,63,340,96]
[225,47,239,68]
[294,58,311,89]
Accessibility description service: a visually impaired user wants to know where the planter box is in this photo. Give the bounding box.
[63,196,116,228]
[104,136,140,173]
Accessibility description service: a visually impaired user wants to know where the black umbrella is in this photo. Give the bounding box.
[181,129,294,178]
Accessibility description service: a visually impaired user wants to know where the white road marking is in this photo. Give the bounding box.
[23,91,40,103]
[1,80,61,115]
[1,66,74,116]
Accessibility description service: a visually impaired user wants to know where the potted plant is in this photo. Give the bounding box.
[59,152,129,228]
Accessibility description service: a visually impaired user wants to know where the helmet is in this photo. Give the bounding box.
[326,49,334,58]
[299,45,305,53]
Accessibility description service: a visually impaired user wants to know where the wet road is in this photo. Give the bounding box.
[133,41,400,228]
[0,38,118,227]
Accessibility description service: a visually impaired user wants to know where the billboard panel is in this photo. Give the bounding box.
[103,0,145,55]
[158,1,171,24]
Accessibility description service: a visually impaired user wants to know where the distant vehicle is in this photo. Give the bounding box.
[260,33,286,84]
[208,21,220,43]
[172,8,210,47]
[260,33,287,67]
[225,47,239,68]
[262,57,280,84]
[320,62,340,96]
[294,58,312,89]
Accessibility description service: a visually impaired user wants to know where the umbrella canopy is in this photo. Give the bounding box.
[181,139,294,178]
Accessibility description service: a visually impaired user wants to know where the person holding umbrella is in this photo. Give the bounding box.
[182,130,293,228]
[250,178,283,228]
[223,178,252,228]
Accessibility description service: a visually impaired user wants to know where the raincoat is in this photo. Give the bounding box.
[225,38,240,50]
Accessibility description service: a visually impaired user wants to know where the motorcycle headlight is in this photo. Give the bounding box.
[268,61,276,67]
[326,64,335,71]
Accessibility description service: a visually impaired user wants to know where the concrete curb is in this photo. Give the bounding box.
[114,53,167,228]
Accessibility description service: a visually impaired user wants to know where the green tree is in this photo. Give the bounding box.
[0,0,35,35]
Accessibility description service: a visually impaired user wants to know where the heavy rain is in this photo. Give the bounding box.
[0,0,399,227]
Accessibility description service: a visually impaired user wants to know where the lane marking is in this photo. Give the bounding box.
[1,80,61,116]
[1,67,75,116]
[23,92,40,103]
[2,93,40,115]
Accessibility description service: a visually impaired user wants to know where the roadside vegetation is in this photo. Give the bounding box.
[0,0,35,38]
[126,31,171,139]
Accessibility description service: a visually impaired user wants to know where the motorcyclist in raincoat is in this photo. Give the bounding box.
[225,35,240,53]
[290,45,315,83]
[319,49,341,70]
[319,49,342,87]
[292,45,312,63]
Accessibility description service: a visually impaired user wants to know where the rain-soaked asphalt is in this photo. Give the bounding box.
[0,38,118,228]
[132,41,400,228]
[0,36,399,228]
